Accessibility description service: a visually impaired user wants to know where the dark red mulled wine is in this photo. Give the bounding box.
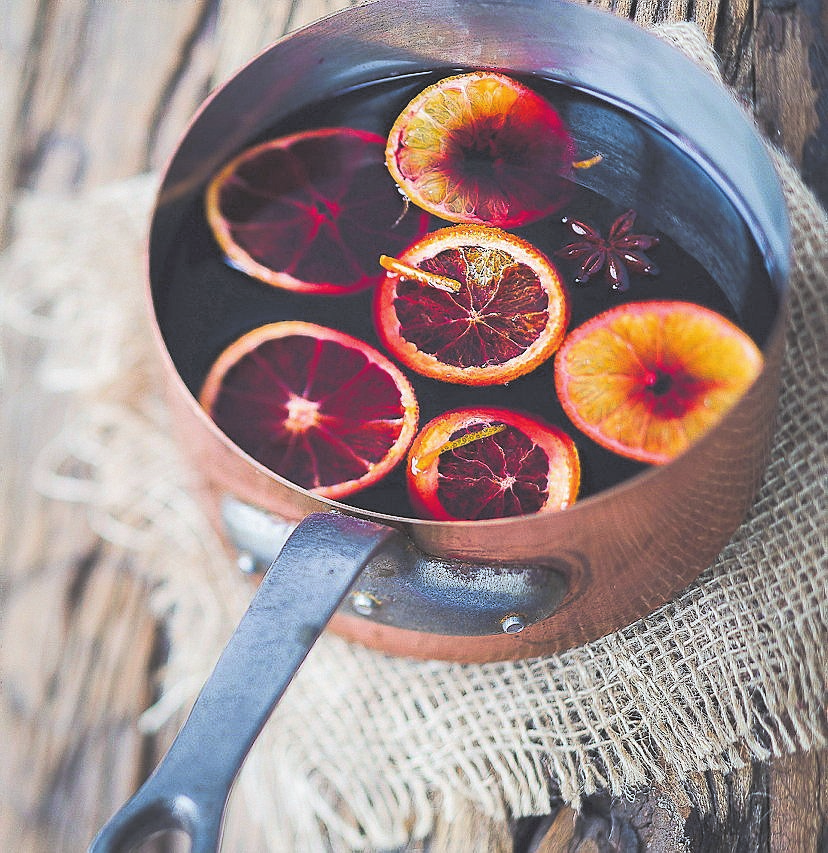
[152,70,778,519]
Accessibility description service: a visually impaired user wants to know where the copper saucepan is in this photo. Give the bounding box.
[90,0,789,849]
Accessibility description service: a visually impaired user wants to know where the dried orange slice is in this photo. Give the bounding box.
[554,301,764,465]
[199,322,419,498]
[205,127,428,294]
[385,71,575,227]
[374,224,570,386]
[407,407,580,520]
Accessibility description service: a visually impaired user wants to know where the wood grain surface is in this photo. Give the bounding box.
[0,1,825,851]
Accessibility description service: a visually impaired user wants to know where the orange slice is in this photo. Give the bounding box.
[374,224,570,386]
[407,407,580,520]
[199,322,419,498]
[205,127,428,294]
[554,301,764,465]
[385,71,575,227]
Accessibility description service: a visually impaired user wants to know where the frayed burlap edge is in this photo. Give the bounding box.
[1,22,825,853]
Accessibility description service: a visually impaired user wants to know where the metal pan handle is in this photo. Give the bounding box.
[88,512,401,853]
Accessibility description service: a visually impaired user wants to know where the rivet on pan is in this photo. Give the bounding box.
[236,551,257,574]
[352,591,380,616]
[501,614,526,634]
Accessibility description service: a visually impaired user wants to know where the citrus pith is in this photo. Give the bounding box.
[374,224,570,386]
[199,321,419,498]
[385,71,575,227]
[206,127,428,294]
[407,407,580,520]
[554,301,764,465]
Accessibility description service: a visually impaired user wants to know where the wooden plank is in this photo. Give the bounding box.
[0,1,217,211]
[755,0,827,201]
[634,0,692,30]
[524,766,764,853]
[714,0,755,98]
[0,319,161,850]
[0,0,41,245]
[768,750,827,852]
[212,0,345,82]
[0,544,158,852]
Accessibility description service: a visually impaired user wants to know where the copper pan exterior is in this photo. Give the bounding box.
[148,0,790,662]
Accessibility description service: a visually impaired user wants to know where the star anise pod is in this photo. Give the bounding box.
[555,209,660,292]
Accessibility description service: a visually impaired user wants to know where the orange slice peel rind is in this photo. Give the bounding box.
[199,321,419,499]
[407,407,580,521]
[554,300,764,465]
[385,71,576,227]
[206,127,429,294]
[375,224,570,386]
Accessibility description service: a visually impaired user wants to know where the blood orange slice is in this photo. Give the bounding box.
[385,71,575,227]
[554,301,764,465]
[205,127,429,294]
[199,322,419,498]
[407,407,580,521]
[374,224,570,385]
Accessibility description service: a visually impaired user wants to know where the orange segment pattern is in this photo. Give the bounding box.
[555,301,763,465]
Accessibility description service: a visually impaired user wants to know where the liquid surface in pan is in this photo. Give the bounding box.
[154,69,779,520]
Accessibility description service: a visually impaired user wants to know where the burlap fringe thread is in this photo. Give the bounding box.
[1,23,825,853]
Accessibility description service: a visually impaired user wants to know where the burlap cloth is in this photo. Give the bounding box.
[1,23,825,852]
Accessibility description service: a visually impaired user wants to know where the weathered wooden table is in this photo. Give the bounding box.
[1,1,825,850]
